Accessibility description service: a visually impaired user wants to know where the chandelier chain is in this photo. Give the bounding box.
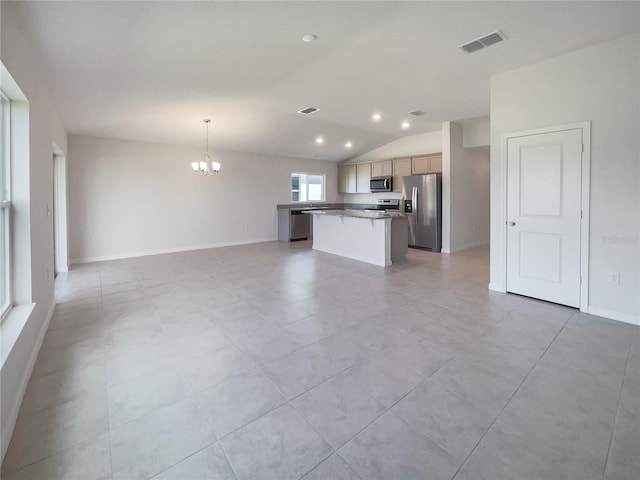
[191,118,219,176]
[204,119,210,155]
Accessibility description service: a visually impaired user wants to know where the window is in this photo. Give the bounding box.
[0,91,11,319]
[291,173,325,202]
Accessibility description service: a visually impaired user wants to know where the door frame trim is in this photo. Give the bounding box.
[499,122,591,311]
[53,143,69,274]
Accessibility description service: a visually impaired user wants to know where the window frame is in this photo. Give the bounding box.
[0,91,12,321]
[290,172,326,203]
[291,173,301,202]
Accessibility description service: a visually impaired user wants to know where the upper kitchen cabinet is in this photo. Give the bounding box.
[342,153,442,194]
[356,163,371,193]
[411,156,429,174]
[392,157,412,192]
[338,164,357,193]
[371,160,392,177]
[339,163,371,193]
[412,154,443,174]
[428,155,443,173]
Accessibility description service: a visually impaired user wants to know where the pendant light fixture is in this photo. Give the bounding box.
[191,119,221,176]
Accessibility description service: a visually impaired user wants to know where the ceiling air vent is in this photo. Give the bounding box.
[298,107,319,115]
[459,30,506,54]
[409,110,427,116]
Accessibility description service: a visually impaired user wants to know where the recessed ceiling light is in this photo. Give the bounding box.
[302,34,317,43]
[372,113,382,121]
[315,137,324,144]
[345,142,352,149]
[401,121,410,129]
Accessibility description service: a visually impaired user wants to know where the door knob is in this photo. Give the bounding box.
[508,221,516,226]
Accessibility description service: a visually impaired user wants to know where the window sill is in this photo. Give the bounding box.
[1,303,35,367]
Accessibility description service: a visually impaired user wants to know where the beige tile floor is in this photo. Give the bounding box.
[2,241,638,480]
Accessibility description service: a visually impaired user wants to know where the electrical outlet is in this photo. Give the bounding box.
[608,273,620,284]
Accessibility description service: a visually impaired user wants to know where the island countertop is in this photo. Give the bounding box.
[308,209,408,266]
[303,209,405,219]
[276,203,391,211]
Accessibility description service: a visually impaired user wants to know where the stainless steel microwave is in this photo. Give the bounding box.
[370,176,393,192]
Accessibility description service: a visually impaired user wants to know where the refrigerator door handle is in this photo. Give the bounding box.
[412,186,418,219]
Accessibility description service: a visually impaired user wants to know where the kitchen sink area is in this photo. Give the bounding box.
[277,200,401,243]
[277,203,344,242]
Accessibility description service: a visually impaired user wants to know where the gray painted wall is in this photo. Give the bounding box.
[1,8,68,458]
[490,33,640,322]
[68,135,340,262]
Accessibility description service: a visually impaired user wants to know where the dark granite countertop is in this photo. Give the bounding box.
[304,209,405,219]
[276,203,385,211]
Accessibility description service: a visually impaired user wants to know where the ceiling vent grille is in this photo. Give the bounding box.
[459,30,506,54]
[409,110,427,116]
[298,107,319,115]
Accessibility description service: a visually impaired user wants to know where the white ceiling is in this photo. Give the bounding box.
[6,1,640,161]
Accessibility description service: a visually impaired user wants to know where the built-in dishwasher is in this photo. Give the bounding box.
[289,210,311,241]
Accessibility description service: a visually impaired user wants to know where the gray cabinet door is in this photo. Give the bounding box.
[338,165,357,193]
[392,158,412,193]
[356,163,371,192]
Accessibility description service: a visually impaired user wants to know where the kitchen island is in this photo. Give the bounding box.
[305,209,408,267]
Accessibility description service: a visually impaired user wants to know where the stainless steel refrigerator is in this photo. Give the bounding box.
[401,173,442,252]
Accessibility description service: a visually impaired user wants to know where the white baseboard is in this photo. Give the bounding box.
[484,286,638,326]
[70,237,277,264]
[55,266,69,274]
[586,306,640,326]
[449,240,490,253]
[1,301,54,461]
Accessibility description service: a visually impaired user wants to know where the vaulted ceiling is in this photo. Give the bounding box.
[5,1,639,161]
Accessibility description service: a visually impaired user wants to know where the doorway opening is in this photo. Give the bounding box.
[53,145,69,274]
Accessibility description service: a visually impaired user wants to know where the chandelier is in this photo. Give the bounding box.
[191,119,221,176]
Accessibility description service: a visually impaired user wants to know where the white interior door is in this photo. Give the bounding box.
[506,128,583,307]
